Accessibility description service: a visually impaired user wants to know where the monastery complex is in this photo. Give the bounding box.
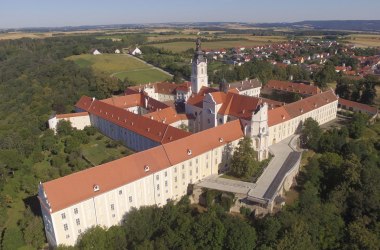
[41,38,353,246]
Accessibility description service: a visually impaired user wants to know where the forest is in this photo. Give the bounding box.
[0,35,141,249]
[0,34,379,249]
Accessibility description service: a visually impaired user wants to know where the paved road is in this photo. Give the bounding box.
[196,135,302,203]
[248,136,297,199]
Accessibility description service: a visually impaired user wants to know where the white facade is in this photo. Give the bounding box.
[268,100,338,146]
[48,114,91,133]
[237,86,261,97]
[39,137,240,246]
[191,60,208,94]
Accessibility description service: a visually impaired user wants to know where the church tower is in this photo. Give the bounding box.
[191,38,208,94]
[248,102,269,161]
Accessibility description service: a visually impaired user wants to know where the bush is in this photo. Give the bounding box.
[240,206,252,217]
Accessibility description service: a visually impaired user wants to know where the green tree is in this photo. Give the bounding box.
[77,226,108,249]
[230,137,258,179]
[192,212,226,250]
[276,222,316,250]
[56,120,73,136]
[300,118,322,151]
[348,113,367,139]
[314,61,337,89]
[223,216,257,250]
[19,208,46,249]
[360,75,378,105]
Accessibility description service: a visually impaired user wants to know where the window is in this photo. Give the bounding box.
[157,184,160,190]
[175,177,177,182]
[129,196,132,203]
[165,181,168,187]
[112,214,116,218]
[156,175,159,180]
[78,229,82,234]
[119,190,122,195]
[76,218,80,226]
[196,167,198,173]
[74,208,78,214]
[189,161,192,166]
[182,173,185,179]
[182,164,185,170]
[190,170,192,176]
[61,213,66,220]
[164,171,167,177]
[196,158,198,164]
[66,234,70,239]
[64,224,68,231]
[174,167,177,173]
[111,204,115,211]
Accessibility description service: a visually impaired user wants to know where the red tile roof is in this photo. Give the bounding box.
[42,120,244,213]
[101,94,144,108]
[218,92,260,120]
[163,119,244,166]
[338,98,378,115]
[42,146,172,213]
[75,97,190,143]
[101,94,169,112]
[209,92,227,104]
[227,78,262,91]
[283,90,338,118]
[268,107,291,126]
[187,86,219,108]
[265,80,321,95]
[143,107,182,125]
[56,112,89,119]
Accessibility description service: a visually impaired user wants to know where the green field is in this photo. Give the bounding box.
[66,54,171,83]
[151,39,284,52]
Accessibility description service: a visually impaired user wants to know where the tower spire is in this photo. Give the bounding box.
[191,38,208,94]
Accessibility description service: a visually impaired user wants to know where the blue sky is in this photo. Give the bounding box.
[1,0,380,28]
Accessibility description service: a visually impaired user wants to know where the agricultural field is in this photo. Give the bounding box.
[342,34,380,47]
[145,33,286,43]
[0,32,53,40]
[150,39,284,52]
[66,54,171,83]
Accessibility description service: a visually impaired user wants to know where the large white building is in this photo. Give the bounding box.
[40,38,339,247]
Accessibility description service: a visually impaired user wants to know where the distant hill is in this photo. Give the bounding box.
[253,20,380,32]
[5,20,380,33]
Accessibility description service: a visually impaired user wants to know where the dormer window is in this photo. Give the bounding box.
[219,138,224,143]
[144,165,150,172]
[93,185,100,192]
[187,149,192,156]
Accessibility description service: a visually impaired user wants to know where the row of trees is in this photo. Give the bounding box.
[335,75,378,104]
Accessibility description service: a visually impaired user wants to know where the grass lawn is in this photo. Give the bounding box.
[113,68,171,83]
[81,133,134,166]
[151,39,284,52]
[66,54,171,84]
